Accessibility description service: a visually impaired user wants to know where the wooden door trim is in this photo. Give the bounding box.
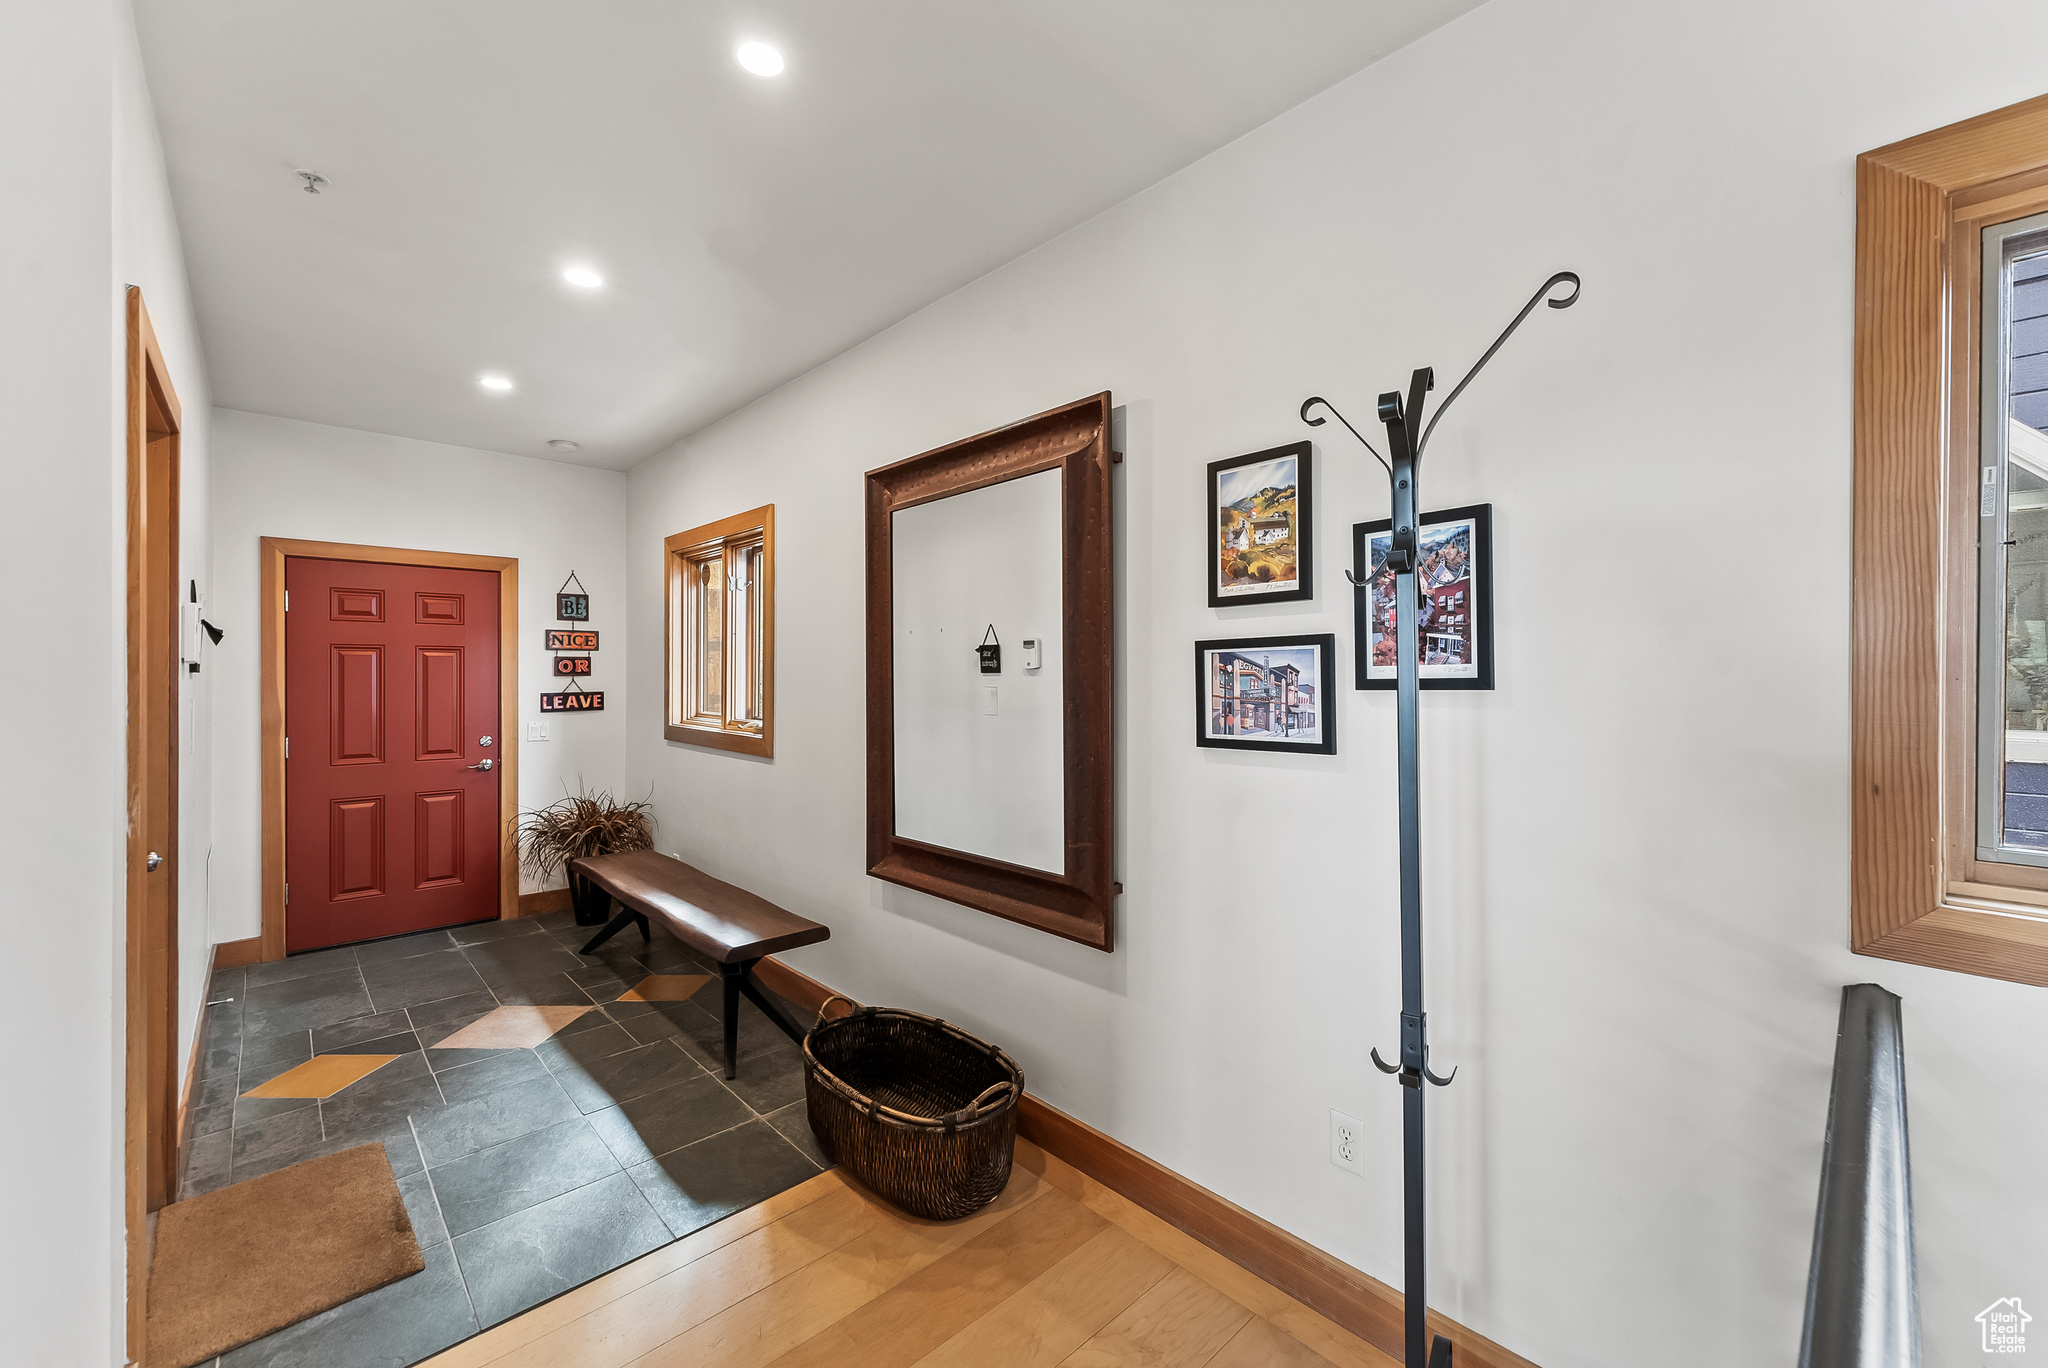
[748,955,1541,1368]
[258,537,519,963]
[125,286,182,1365]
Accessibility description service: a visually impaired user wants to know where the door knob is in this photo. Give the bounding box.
[147,852,163,871]
[468,759,494,772]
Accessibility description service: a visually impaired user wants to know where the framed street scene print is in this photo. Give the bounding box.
[1208,440,1312,607]
[1195,633,1337,754]
[1352,503,1493,690]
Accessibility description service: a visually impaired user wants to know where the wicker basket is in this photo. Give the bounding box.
[803,996,1023,1221]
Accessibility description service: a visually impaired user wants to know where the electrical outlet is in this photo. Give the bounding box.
[1330,1109,1365,1176]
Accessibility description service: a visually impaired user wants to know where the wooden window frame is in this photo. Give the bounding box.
[1856,92,2048,986]
[665,505,775,757]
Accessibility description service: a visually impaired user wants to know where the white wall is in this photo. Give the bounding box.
[1,1,215,1360]
[624,2,2048,1364]
[1,8,121,1360]
[208,409,631,943]
[115,0,215,1121]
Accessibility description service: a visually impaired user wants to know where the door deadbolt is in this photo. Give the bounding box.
[479,735,492,746]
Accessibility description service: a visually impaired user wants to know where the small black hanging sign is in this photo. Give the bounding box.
[546,629,599,651]
[556,570,591,622]
[540,687,605,712]
[553,656,592,676]
[977,625,1002,674]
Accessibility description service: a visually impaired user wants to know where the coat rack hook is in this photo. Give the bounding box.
[1299,396,1391,474]
[1414,270,1581,458]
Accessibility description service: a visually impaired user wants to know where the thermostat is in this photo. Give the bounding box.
[1020,638,1042,671]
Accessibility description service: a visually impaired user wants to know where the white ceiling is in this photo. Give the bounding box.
[135,1,1482,471]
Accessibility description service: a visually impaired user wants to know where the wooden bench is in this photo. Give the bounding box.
[567,850,829,1079]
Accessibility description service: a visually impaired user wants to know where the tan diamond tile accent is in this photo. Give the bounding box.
[241,1054,398,1099]
[617,973,713,1003]
[430,1004,593,1051]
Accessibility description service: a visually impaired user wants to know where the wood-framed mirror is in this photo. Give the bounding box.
[865,392,1116,950]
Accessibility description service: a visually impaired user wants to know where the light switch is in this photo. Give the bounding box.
[526,721,550,742]
[982,685,998,716]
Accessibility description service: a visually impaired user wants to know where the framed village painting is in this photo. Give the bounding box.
[1207,440,1312,607]
[1352,503,1494,690]
[1195,633,1337,754]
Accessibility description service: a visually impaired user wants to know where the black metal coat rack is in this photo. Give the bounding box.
[1300,270,1579,1368]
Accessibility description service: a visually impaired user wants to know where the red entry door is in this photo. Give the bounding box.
[285,556,502,951]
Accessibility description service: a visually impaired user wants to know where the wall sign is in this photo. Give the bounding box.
[540,688,605,712]
[977,624,1002,674]
[553,656,592,676]
[546,629,599,651]
[556,570,591,621]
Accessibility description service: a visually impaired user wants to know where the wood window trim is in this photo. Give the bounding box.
[664,505,775,758]
[1856,92,2048,987]
[257,538,521,965]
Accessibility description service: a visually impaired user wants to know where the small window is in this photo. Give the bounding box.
[1979,214,2048,865]
[665,506,773,756]
[1854,94,2048,988]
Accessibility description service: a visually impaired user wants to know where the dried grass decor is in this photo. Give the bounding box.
[518,785,655,882]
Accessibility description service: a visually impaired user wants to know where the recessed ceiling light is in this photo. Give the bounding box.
[562,266,603,289]
[479,374,514,392]
[547,439,581,453]
[736,41,784,77]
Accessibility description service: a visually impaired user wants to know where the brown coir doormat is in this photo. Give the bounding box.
[147,1142,426,1367]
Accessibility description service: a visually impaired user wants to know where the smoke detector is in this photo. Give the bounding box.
[294,169,329,195]
[547,439,581,454]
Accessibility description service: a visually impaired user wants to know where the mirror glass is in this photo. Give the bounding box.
[892,468,1064,872]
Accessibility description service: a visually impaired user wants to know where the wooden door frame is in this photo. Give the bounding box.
[257,538,520,962]
[124,287,181,1363]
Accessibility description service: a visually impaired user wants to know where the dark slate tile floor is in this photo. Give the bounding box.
[182,909,827,1367]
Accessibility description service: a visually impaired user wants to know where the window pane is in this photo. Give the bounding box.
[1979,216,2048,862]
[730,541,763,726]
[697,553,723,719]
[752,542,765,724]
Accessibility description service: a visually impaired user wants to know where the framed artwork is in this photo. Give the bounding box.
[1195,633,1337,754]
[1207,440,1312,607]
[1352,503,1493,690]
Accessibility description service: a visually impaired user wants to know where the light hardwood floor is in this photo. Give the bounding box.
[420,1138,1398,1368]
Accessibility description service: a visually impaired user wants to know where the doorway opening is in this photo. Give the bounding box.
[259,539,519,959]
[124,286,182,1360]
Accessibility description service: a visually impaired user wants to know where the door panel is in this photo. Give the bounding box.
[416,790,465,887]
[415,647,465,761]
[287,556,501,950]
[330,586,384,621]
[329,797,386,899]
[330,645,385,764]
[416,592,464,625]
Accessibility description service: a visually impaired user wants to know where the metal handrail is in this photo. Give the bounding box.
[1799,983,1921,1368]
